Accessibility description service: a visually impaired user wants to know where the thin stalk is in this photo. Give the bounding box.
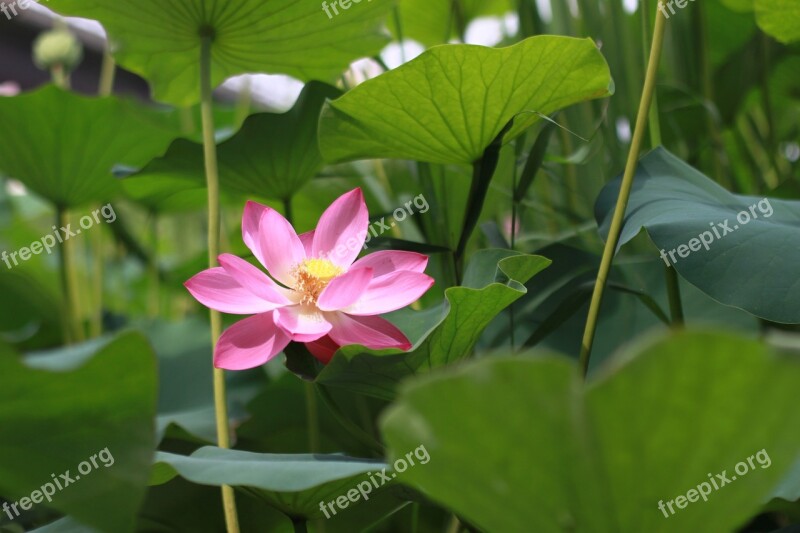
[640,0,662,148]
[509,135,526,350]
[642,0,684,326]
[304,383,321,453]
[234,76,252,129]
[418,162,458,288]
[317,385,384,456]
[282,197,294,226]
[281,197,320,454]
[664,267,684,324]
[179,107,196,137]
[447,0,467,42]
[579,8,668,376]
[89,222,104,337]
[392,6,407,63]
[51,64,69,89]
[446,515,461,533]
[147,213,160,318]
[98,48,116,96]
[57,207,84,344]
[695,1,728,187]
[200,33,240,533]
[558,125,581,216]
[454,123,512,279]
[89,45,115,337]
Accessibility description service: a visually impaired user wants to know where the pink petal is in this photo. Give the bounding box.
[344,271,434,316]
[317,268,373,312]
[311,188,368,268]
[214,312,290,370]
[258,207,306,287]
[185,268,283,315]
[351,250,428,278]
[274,305,332,342]
[242,200,269,263]
[218,253,292,305]
[305,335,340,364]
[299,230,315,257]
[242,201,305,286]
[327,312,412,351]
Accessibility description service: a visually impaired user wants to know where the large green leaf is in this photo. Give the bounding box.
[319,36,613,165]
[152,447,386,519]
[595,147,800,323]
[302,250,550,400]
[381,330,800,532]
[0,87,176,207]
[755,0,800,43]
[47,0,392,106]
[124,82,341,206]
[0,332,158,533]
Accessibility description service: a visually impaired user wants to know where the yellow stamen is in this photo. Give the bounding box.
[292,258,343,305]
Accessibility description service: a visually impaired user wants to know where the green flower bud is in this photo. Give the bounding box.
[33,28,83,71]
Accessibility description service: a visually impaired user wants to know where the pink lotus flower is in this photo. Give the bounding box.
[185,188,434,370]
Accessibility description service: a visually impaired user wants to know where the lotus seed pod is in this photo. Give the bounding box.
[33,28,83,71]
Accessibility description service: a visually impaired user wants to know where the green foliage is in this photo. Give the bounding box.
[302,251,550,400]
[46,0,392,106]
[395,0,514,45]
[319,36,613,164]
[755,0,800,43]
[2,0,799,530]
[0,87,175,207]
[125,82,341,207]
[382,330,800,532]
[596,148,800,323]
[0,333,158,533]
[152,447,386,519]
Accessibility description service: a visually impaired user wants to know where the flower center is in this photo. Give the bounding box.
[292,258,343,305]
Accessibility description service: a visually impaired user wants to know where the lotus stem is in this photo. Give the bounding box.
[579,7,668,375]
[200,33,240,533]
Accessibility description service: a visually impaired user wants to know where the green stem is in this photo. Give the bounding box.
[640,0,662,148]
[200,33,240,533]
[51,63,69,89]
[304,382,321,453]
[235,76,252,129]
[89,215,104,337]
[643,0,683,326]
[57,207,83,344]
[417,162,457,288]
[448,0,467,42]
[292,518,308,533]
[664,267,684,325]
[579,8,668,376]
[317,385,384,455]
[282,196,293,225]
[694,1,728,187]
[454,123,511,279]
[284,193,323,468]
[508,135,526,350]
[446,514,461,533]
[98,48,116,96]
[392,6,407,63]
[147,213,160,318]
[89,44,115,338]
